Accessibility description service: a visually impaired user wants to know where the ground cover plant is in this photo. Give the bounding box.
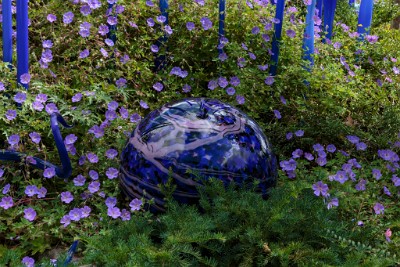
[1,0,400,266]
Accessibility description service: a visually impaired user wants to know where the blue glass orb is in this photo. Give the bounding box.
[120,98,277,211]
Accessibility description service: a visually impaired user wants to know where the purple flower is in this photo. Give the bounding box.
[292,149,303,159]
[32,101,44,111]
[14,92,27,104]
[73,174,86,186]
[355,179,367,191]
[200,17,213,30]
[98,24,110,36]
[280,159,297,171]
[248,52,256,60]
[22,256,35,267]
[81,206,91,218]
[273,110,281,119]
[100,48,109,58]
[61,191,74,204]
[335,171,348,184]
[2,183,10,194]
[286,29,296,38]
[72,93,83,102]
[20,73,31,84]
[392,175,400,186]
[45,103,59,114]
[80,5,92,16]
[42,40,53,48]
[121,209,131,221]
[286,132,293,140]
[116,5,125,14]
[0,82,5,91]
[186,22,195,31]
[36,93,48,103]
[37,187,47,198]
[153,82,164,92]
[140,100,149,109]
[89,170,99,180]
[41,49,53,63]
[208,80,218,90]
[88,181,100,193]
[312,181,329,197]
[373,202,385,215]
[106,167,119,179]
[327,198,339,209]
[346,135,359,144]
[89,125,104,138]
[226,87,235,96]
[107,16,117,26]
[106,149,118,159]
[182,84,192,93]
[6,109,17,121]
[79,49,90,59]
[316,157,327,166]
[313,143,324,152]
[147,18,155,27]
[25,185,38,197]
[68,208,82,221]
[150,44,159,53]
[356,142,367,151]
[87,153,99,163]
[60,215,71,227]
[64,134,77,145]
[119,107,129,119]
[218,77,229,88]
[88,0,102,9]
[108,207,121,219]
[8,134,20,146]
[130,113,142,122]
[164,25,173,35]
[43,167,56,178]
[129,198,143,211]
[295,130,304,137]
[116,78,127,88]
[105,197,117,208]
[378,149,399,162]
[63,11,74,24]
[105,38,114,47]
[0,196,13,209]
[333,42,342,49]
[383,186,391,196]
[23,207,37,221]
[365,35,378,44]
[304,152,314,161]
[47,14,57,23]
[236,95,245,105]
[326,144,336,153]
[265,76,275,85]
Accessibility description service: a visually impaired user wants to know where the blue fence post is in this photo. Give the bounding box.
[270,0,285,77]
[16,0,29,89]
[302,0,316,70]
[218,0,226,56]
[2,0,13,65]
[357,0,374,37]
[154,0,169,71]
[322,0,337,42]
[107,3,117,44]
[316,0,323,18]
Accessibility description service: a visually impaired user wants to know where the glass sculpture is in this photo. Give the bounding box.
[120,98,277,211]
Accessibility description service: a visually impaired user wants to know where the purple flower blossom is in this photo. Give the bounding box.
[355,179,367,191]
[333,42,342,49]
[150,44,159,53]
[73,174,86,186]
[292,149,303,159]
[47,14,57,23]
[60,215,71,227]
[63,11,74,24]
[280,159,297,171]
[200,17,213,30]
[79,49,90,59]
[0,82,5,91]
[130,113,142,122]
[108,207,121,219]
[140,100,149,109]
[335,171,348,184]
[98,24,110,36]
[392,175,400,186]
[346,135,360,144]
[89,170,99,180]
[61,191,74,204]
[23,207,37,221]
[316,157,327,166]
[153,82,164,92]
[208,80,218,90]
[372,169,382,180]
[226,87,235,96]
[164,25,173,35]
[295,130,304,137]
[286,132,293,140]
[107,16,117,26]
[121,209,131,221]
[69,208,82,221]
[383,186,391,196]
[327,198,339,209]
[36,93,47,103]
[87,153,99,163]
[43,167,56,178]
[14,92,26,104]
[312,181,329,197]
[106,167,119,179]
[218,77,228,88]
[0,196,13,209]
[45,103,59,114]
[25,185,38,197]
[8,134,20,146]
[105,197,117,208]
[88,181,100,193]
[304,152,314,161]
[236,95,245,105]
[129,198,143,211]
[373,202,385,215]
[37,187,47,198]
[286,29,296,38]
[22,256,35,267]
[20,73,31,84]
[106,149,118,159]
[119,107,129,119]
[42,40,53,48]
[116,78,127,88]
[186,22,195,31]
[273,110,281,119]
[313,143,324,152]
[326,144,336,153]
[88,125,104,138]
[64,134,77,145]
[2,184,10,194]
[378,149,399,162]
[105,38,114,47]
[365,35,378,44]
[6,110,17,121]
[147,18,155,27]
[182,84,192,93]
[356,142,367,151]
[265,76,275,85]
[100,47,109,58]
[81,206,91,218]
[88,0,102,9]
[80,5,92,16]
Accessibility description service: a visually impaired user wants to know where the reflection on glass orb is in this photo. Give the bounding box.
[120,98,277,212]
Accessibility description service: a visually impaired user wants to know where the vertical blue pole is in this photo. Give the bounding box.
[270,0,285,76]
[322,0,337,42]
[16,0,29,89]
[154,0,168,71]
[349,0,355,6]
[218,0,226,55]
[357,0,374,37]
[316,0,323,18]
[2,0,13,65]
[302,0,316,70]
